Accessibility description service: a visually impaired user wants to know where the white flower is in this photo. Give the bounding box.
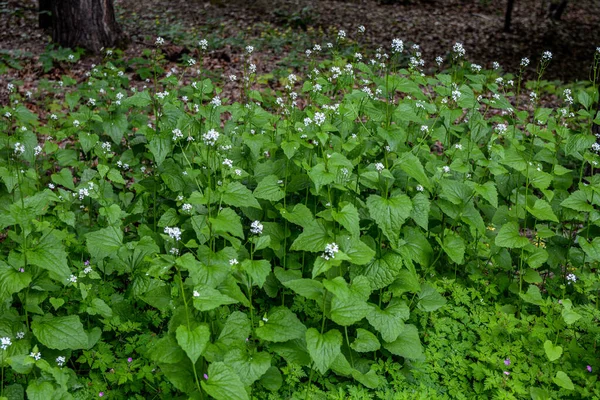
[0,337,11,350]
[520,57,530,67]
[234,169,242,176]
[496,123,507,134]
[48,183,55,189]
[530,92,537,102]
[420,125,429,133]
[354,53,363,61]
[452,42,465,57]
[222,158,233,168]
[229,74,237,81]
[198,39,208,50]
[187,58,196,66]
[250,221,263,235]
[68,54,75,61]
[442,166,450,173]
[337,30,346,39]
[69,275,78,283]
[155,37,165,46]
[56,356,66,367]
[471,64,482,72]
[14,142,25,155]
[182,203,192,212]
[416,185,424,192]
[322,242,339,260]
[169,247,179,255]
[455,143,463,150]
[492,61,500,69]
[210,96,221,107]
[202,129,220,146]
[452,90,461,102]
[164,226,182,241]
[542,51,552,61]
[246,45,254,54]
[592,143,600,153]
[375,162,385,172]
[435,56,443,65]
[193,290,200,297]
[50,113,58,120]
[391,38,403,53]
[358,25,365,33]
[83,266,93,274]
[7,83,14,92]
[566,273,577,284]
[101,142,112,152]
[229,259,239,266]
[30,352,41,360]
[313,112,326,126]
[249,63,256,74]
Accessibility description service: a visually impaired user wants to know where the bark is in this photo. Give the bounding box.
[50,0,125,52]
[39,0,52,29]
[504,0,515,32]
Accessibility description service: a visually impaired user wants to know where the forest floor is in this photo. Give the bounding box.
[0,0,599,102]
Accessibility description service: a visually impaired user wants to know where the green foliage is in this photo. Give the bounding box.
[0,31,599,400]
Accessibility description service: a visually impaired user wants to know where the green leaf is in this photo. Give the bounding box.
[221,182,261,209]
[543,340,562,362]
[259,366,283,392]
[201,362,249,400]
[474,181,498,208]
[355,250,403,290]
[254,175,285,202]
[332,203,360,237]
[255,307,306,342]
[280,203,314,228]
[417,284,447,312]
[224,349,271,386]
[50,168,75,190]
[396,152,430,189]
[26,232,71,283]
[553,371,574,390]
[240,259,271,288]
[366,194,412,244]
[0,261,31,301]
[438,229,465,264]
[383,324,424,360]
[217,311,251,347]
[210,208,244,239]
[523,269,542,283]
[281,278,325,303]
[86,226,123,260]
[31,315,89,350]
[123,90,152,107]
[87,298,113,318]
[148,136,172,167]
[527,199,559,222]
[192,284,238,311]
[26,382,55,400]
[290,220,332,252]
[561,308,582,325]
[366,298,409,342]
[176,324,210,364]
[326,276,371,326]
[561,190,593,212]
[530,387,551,400]
[107,168,126,184]
[351,329,380,353]
[410,193,430,230]
[308,163,335,193]
[578,237,600,262]
[103,112,127,143]
[306,328,342,374]
[519,285,545,306]
[495,222,529,248]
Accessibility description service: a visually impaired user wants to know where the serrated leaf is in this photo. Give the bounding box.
[396,152,430,189]
[86,226,123,260]
[383,324,424,360]
[519,285,545,306]
[255,307,306,342]
[290,220,332,252]
[210,208,244,239]
[254,175,285,202]
[578,236,600,262]
[241,259,271,288]
[438,229,465,264]
[474,181,498,208]
[50,168,75,190]
[351,329,380,352]
[26,232,71,283]
[221,181,261,209]
[332,203,360,237]
[366,298,409,342]
[148,136,172,167]
[561,190,593,212]
[224,349,271,386]
[418,284,447,312]
[495,222,529,248]
[31,315,88,350]
[410,193,430,230]
[192,285,238,311]
[201,362,249,400]
[0,261,31,302]
[280,203,314,228]
[176,324,210,364]
[366,194,412,243]
[306,328,342,374]
[527,199,559,222]
[354,250,403,290]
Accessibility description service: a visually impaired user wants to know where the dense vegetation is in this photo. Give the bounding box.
[1,30,599,399]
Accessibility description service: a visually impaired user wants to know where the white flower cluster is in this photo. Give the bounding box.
[1,337,11,350]
[542,51,552,62]
[563,89,573,105]
[164,226,182,241]
[250,220,263,235]
[56,356,66,367]
[313,112,326,126]
[172,128,183,141]
[30,352,42,360]
[182,203,192,212]
[202,129,220,146]
[453,42,465,57]
[566,273,577,284]
[391,38,403,53]
[520,57,530,67]
[322,243,339,260]
[375,162,385,172]
[14,142,25,155]
[199,39,208,50]
[496,124,508,134]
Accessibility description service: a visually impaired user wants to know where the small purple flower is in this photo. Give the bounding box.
[587,365,593,373]
[127,357,133,363]
[84,260,90,266]
[19,268,24,273]
[504,358,511,366]
[503,371,510,376]
[203,373,208,380]
[98,392,104,397]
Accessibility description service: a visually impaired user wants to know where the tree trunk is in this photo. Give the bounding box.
[39,0,52,29]
[504,0,515,32]
[549,0,568,20]
[50,0,125,52]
